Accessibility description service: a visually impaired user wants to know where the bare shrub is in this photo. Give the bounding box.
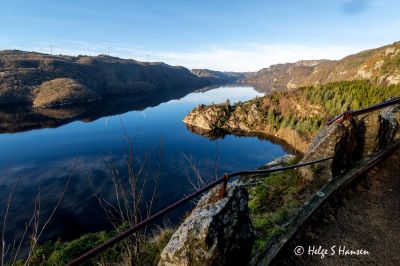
[0,158,79,266]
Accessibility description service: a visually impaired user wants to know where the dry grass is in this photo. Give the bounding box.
[32,78,101,108]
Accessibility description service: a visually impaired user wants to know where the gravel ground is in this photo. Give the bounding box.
[272,148,400,266]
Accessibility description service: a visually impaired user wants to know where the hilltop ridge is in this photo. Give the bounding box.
[0,50,231,107]
[244,42,400,91]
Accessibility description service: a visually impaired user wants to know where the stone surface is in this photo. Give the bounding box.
[299,121,354,180]
[300,104,400,180]
[357,105,400,157]
[260,154,296,169]
[158,182,254,266]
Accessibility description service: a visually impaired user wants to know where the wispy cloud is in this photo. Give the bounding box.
[0,39,368,72]
[152,44,365,72]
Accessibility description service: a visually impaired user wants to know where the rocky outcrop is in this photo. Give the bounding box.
[0,50,226,107]
[183,95,323,153]
[159,182,254,266]
[183,103,231,131]
[244,41,400,91]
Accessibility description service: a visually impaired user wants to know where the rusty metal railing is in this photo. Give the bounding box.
[326,97,400,125]
[66,156,333,266]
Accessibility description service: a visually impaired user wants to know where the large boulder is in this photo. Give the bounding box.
[299,119,357,180]
[357,105,400,157]
[300,104,400,180]
[381,105,400,141]
[158,182,254,266]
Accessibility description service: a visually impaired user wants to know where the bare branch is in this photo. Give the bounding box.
[1,176,20,266]
[37,157,79,240]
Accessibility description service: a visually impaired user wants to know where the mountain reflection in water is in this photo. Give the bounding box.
[0,86,288,244]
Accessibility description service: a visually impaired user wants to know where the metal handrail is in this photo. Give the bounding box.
[326,97,400,125]
[66,156,333,265]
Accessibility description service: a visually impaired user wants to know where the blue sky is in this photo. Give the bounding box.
[1,0,399,71]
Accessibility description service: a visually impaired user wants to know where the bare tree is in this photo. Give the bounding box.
[183,140,220,192]
[88,120,164,264]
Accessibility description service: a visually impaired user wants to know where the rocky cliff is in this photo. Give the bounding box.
[0,50,225,107]
[183,92,327,153]
[244,41,400,91]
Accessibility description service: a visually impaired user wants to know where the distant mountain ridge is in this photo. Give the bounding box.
[191,69,251,84]
[0,50,231,107]
[244,41,400,91]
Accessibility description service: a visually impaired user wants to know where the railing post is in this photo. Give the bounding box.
[343,111,353,122]
[219,173,229,198]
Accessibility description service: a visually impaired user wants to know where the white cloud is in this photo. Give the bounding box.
[1,39,370,72]
[151,44,366,72]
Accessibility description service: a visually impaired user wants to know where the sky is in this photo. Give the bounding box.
[1,0,399,71]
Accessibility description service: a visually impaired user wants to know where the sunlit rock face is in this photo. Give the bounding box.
[243,42,400,91]
[159,182,254,266]
[183,103,231,131]
[183,100,310,153]
[300,104,400,180]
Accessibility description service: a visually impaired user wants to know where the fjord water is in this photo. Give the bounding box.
[0,86,287,242]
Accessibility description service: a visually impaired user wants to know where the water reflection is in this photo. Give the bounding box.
[0,86,288,244]
[0,87,202,133]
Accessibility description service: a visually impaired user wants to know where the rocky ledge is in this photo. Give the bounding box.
[183,95,325,153]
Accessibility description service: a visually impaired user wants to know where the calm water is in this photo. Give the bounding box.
[0,86,287,242]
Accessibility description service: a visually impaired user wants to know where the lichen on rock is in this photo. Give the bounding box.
[158,182,254,266]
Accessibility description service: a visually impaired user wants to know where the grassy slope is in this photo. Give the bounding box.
[18,224,174,266]
[246,157,329,254]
